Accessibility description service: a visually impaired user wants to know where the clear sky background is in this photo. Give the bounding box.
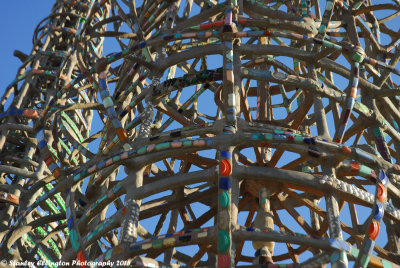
[0,1,54,97]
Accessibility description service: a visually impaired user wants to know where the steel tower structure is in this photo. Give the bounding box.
[1,0,400,267]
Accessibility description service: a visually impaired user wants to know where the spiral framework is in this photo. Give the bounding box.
[1,0,400,267]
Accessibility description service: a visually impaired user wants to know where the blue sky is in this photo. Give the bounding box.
[0,1,54,95]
